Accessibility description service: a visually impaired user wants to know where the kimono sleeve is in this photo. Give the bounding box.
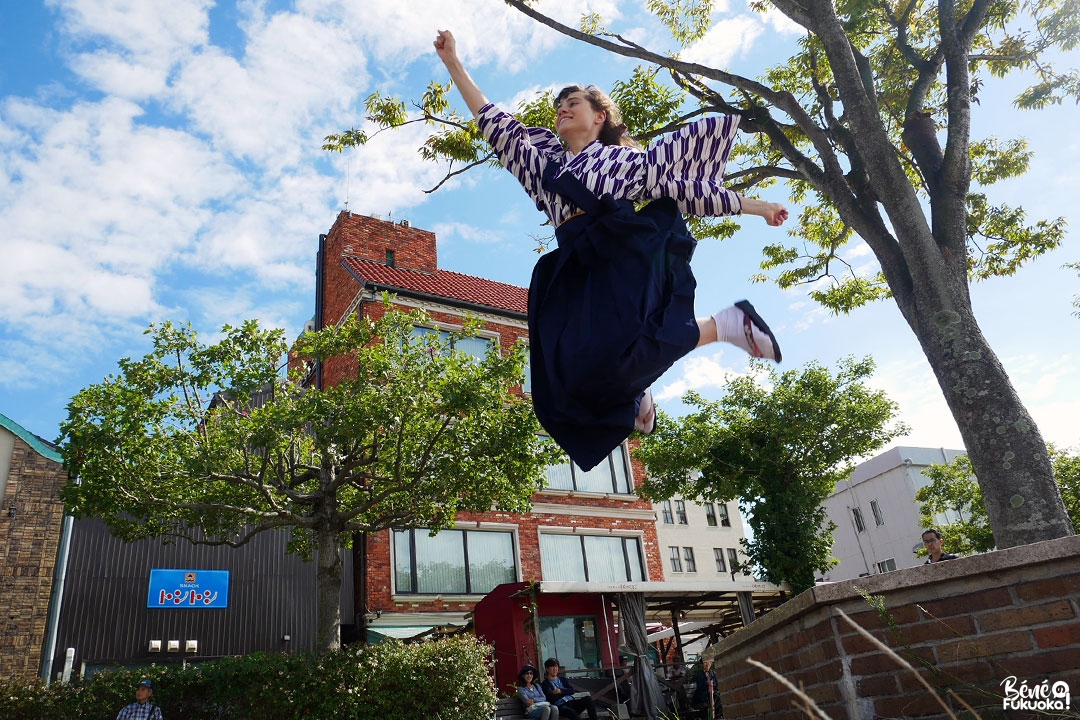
[639,114,744,217]
[476,103,564,212]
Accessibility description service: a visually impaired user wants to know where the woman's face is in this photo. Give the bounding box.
[556,91,606,145]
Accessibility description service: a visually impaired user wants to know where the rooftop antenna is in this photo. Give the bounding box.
[344,151,352,212]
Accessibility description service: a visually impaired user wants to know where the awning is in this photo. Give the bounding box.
[367,626,435,640]
[646,621,715,643]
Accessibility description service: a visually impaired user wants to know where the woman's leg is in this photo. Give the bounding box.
[633,387,656,434]
[695,300,782,361]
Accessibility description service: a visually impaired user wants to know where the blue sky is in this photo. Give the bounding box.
[1,0,1078,457]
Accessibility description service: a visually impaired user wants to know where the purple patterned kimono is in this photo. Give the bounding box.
[476,103,744,470]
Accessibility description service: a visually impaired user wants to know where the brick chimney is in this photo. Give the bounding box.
[324,211,437,274]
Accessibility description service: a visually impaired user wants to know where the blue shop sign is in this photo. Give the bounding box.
[148,569,229,608]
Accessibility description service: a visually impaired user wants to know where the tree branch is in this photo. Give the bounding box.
[425,154,496,194]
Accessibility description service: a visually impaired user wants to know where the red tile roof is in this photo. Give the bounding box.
[341,256,528,315]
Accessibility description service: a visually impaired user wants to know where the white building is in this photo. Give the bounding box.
[653,497,753,583]
[821,446,966,581]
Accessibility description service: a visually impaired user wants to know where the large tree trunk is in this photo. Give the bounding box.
[905,271,1075,547]
[315,522,343,653]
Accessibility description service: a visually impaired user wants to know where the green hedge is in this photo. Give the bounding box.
[1,635,496,720]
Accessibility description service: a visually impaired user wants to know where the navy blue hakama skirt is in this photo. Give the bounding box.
[529,183,701,471]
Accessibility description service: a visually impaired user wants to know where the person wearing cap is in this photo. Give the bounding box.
[115,679,163,720]
[517,664,559,719]
[541,658,598,720]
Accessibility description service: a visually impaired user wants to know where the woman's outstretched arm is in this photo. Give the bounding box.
[434,30,488,117]
[739,196,789,226]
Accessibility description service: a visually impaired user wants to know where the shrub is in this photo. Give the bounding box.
[0,635,495,720]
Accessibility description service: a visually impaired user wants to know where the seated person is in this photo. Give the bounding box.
[541,658,598,720]
[518,664,559,720]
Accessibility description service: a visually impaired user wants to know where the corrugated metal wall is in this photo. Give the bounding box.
[49,518,321,676]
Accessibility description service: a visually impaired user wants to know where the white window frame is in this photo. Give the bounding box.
[669,546,683,573]
[683,547,697,573]
[392,524,519,597]
[713,548,727,573]
[870,499,885,526]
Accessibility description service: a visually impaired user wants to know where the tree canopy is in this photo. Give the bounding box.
[59,304,559,651]
[633,357,908,592]
[327,0,1077,549]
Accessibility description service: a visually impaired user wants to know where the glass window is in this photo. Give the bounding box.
[522,345,532,394]
[726,548,740,575]
[669,546,683,573]
[852,507,866,533]
[540,533,643,582]
[717,503,731,527]
[538,616,600,671]
[661,501,674,524]
[704,503,717,526]
[683,547,697,573]
[410,326,494,362]
[543,446,632,495]
[871,500,885,526]
[713,548,727,573]
[394,528,516,595]
[876,558,897,573]
[675,500,688,524]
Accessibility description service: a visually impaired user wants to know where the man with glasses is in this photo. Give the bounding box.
[922,528,959,563]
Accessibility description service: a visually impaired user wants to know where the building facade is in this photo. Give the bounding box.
[312,212,665,652]
[653,496,752,583]
[820,445,966,581]
[0,413,67,682]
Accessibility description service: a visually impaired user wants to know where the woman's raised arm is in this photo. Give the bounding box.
[434,30,488,117]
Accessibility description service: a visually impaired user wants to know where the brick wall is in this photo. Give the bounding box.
[0,436,67,682]
[711,535,1080,720]
[326,210,438,276]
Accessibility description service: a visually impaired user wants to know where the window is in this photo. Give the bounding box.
[871,500,885,526]
[661,501,674,524]
[520,343,533,395]
[713,548,727,573]
[669,546,683,573]
[544,445,632,495]
[852,507,866,533]
[876,558,897,573]
[675,500,688,524]
[540,533,645,582]
[539,616,600,670]
[726,548,740,575]
[394,528,516,595]
[704,503,717,526]
[683,547,697,573]
[717,503,731,527]
[410,326,494,362]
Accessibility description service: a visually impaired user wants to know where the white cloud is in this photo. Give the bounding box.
[430,221,509,247]
[655,350,762,401]
[51,0,213,98]
[758,6,804,35]
[681,16,763,67]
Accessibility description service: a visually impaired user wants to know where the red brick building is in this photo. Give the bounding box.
[310,211,663,664]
